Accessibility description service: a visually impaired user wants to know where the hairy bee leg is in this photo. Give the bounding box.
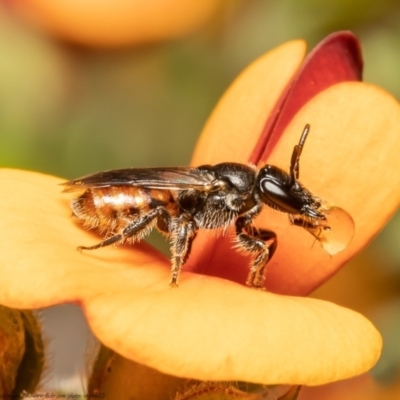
[77,234,122,251]
[169,219,196,287]
[248,229,277,288]
[235,217,277,288]
[78,207,170,252]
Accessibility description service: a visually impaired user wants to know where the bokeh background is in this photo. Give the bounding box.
[1,0,399,397]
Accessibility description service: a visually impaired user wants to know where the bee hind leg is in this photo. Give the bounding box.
[235,217,277,289]
[78,207,170,252]
[77,234,122,252]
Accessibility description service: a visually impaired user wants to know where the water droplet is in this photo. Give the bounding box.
[305,206,355,255]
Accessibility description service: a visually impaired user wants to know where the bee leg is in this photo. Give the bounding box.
[290,215,320,230]
[77,234,123,251]
[290,215,331,242]
[156,212,196,287]
[78,208,169,251]
[247,228,277,288]
[168,219,196,287]
[235,216,277,289]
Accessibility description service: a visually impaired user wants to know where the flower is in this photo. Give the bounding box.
[1,32,399,387]
[8,0,222,47]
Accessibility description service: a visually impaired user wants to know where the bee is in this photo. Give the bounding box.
[63,125,353,288]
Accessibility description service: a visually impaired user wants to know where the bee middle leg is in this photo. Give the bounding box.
[235,216,277,288]
[168,218,197,287]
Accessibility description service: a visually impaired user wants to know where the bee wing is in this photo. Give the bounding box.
[62,167,216,192]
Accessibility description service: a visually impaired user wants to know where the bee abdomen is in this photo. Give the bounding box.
[71,186,176,235]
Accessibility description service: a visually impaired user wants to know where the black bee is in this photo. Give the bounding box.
[63,125,352,288]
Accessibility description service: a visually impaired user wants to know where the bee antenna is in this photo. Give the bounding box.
[290,124,310,185]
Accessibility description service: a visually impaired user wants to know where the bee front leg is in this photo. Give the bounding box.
[235,216,277,289]
[168,218,197,287]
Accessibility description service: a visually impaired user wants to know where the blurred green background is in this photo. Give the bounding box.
[3,0,400,177]
[1,0,399,395]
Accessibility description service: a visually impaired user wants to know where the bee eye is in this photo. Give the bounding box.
[259,177,302,214]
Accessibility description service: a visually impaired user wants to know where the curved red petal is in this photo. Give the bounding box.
[250,31,363,164]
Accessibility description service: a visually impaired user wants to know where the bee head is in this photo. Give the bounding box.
[257,165,325,220]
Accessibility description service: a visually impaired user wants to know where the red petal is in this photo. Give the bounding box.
[250,31,363,164]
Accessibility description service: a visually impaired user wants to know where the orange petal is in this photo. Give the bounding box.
[0,169,382,384]
[10,0,222,47]
[84,277,382,385]
[0,170,169,308]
